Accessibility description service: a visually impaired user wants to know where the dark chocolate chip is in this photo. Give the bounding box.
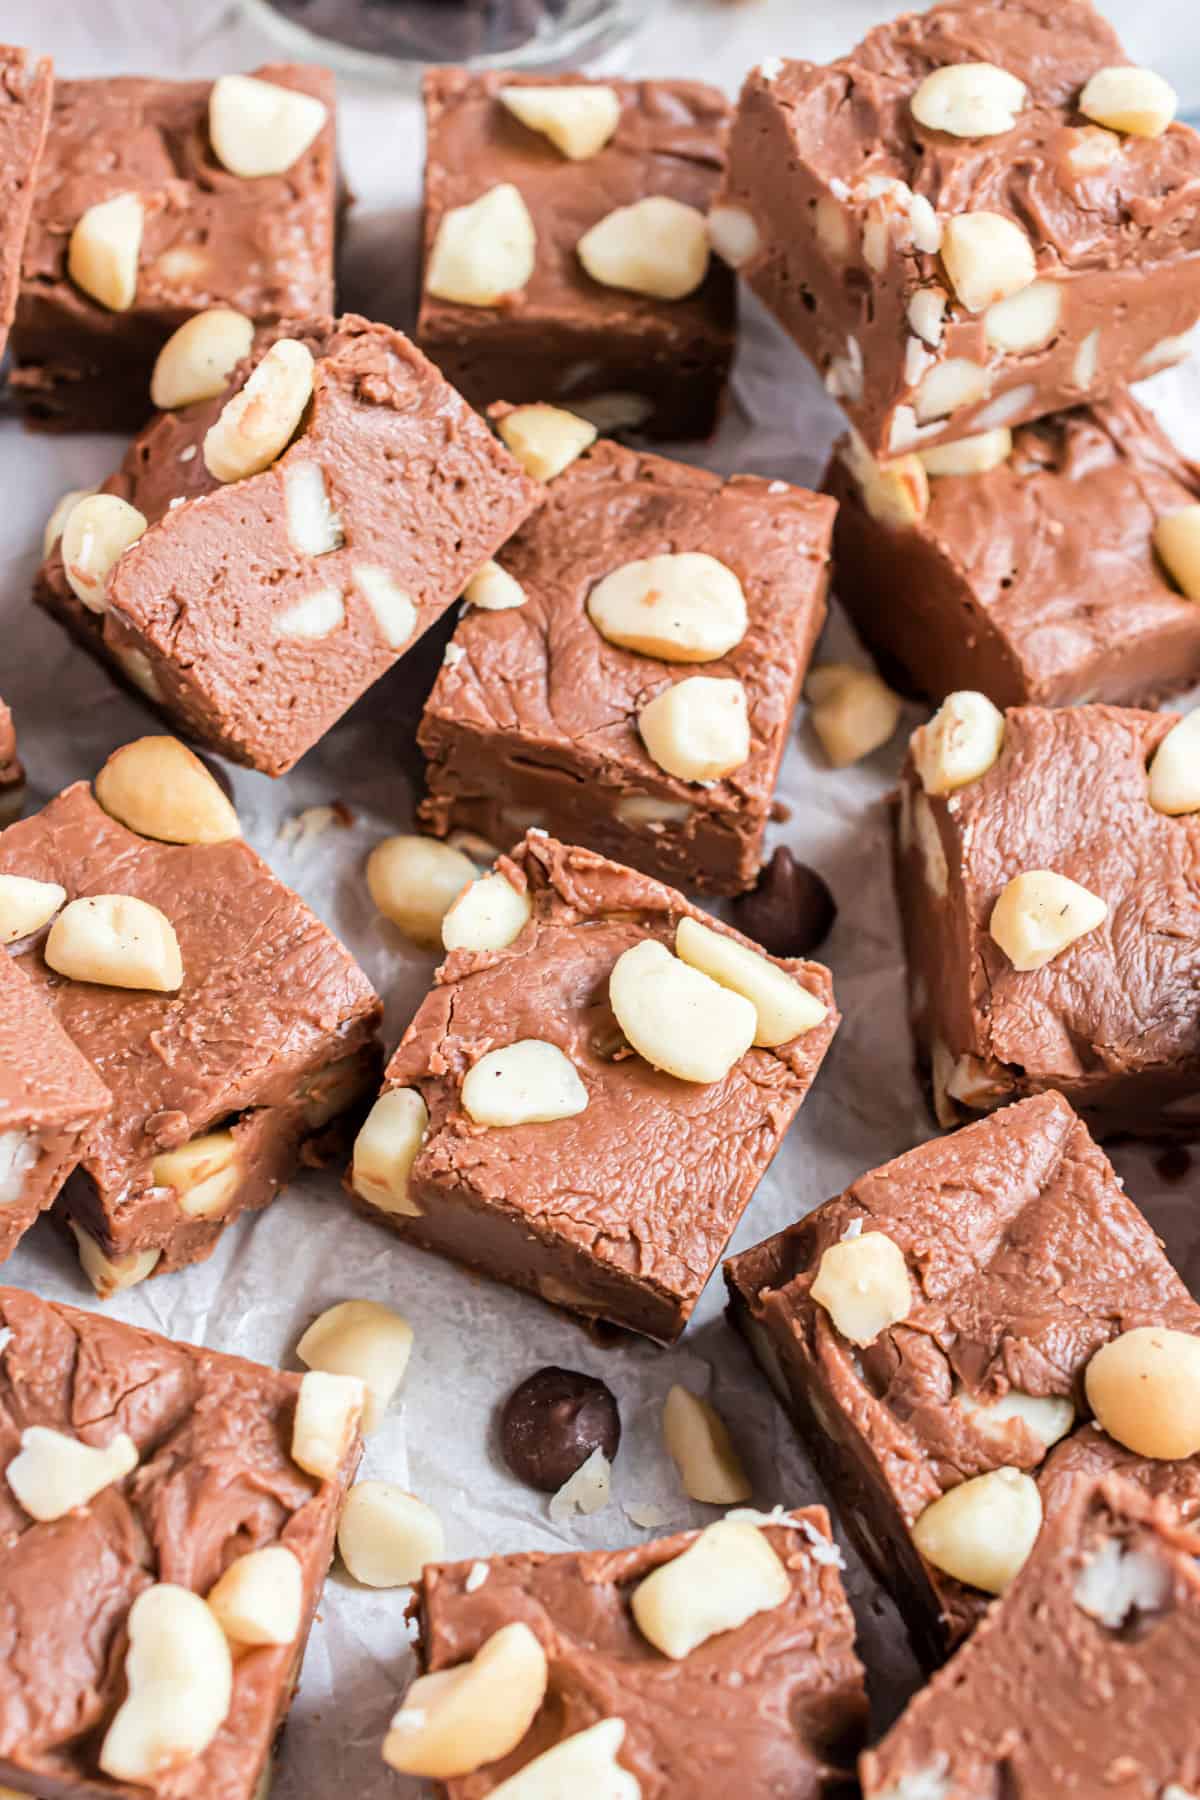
[732,846,836,959]
[500,1365,621,1493]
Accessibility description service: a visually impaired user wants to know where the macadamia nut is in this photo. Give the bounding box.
[353,564,417,650]
[352,1089,428,1218]
[0,874,66,945]
[984,280,1062,353]
[912,691,1006,795]
[99,1584,234,1782]
[209,73,328,178]
[207,1545,304,1646]
[426,183,537,307]
[1085,1327,1200,1459]
[338,1482,444,1587]
[941,211,1036,313]
[204,337,315,483]
[841,432,929,528]
[460,1039,588,1127]
[5,1425,138,1521]
[1149,710,1200,815]
[61,494,148,614]
[638,676,750,783]
[911,1467,1041,1594]
[153,1130,239,1220]
[441,872,532,953]
[499,84,621,160]
[151,308,255,410]
[291,1369,364,1481]
[1155,505,1200,602]
[708,204,761,268]
[43,484,98,558]
[956,1388,1075,1451]
[463,560,527,611]
[577,196,710,300]
[70,1223,161,1298]
[46,894,183,993]
[631,1520,790,1660]
[488,1719,638,1799]
[989,870,1108,971]
[911,61,1026,137]
[587,552,748,663]
[297,1299,413,1434]
[811,1230,912,1347]
[366,835,475,947]
[496,403,597,481]
[1080,65,1177,138]
[808,664,903,768]
[674,915,827,1046]
[918,429,1013,477]
[383,1621,548,1779]
[68,193,143,312]
[609,938,756,1084]
[662,1384,751,1504]
[95,736,240,845]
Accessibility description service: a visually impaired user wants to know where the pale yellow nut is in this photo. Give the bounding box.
[1155,505,1200,602]
[68,192,143,312]
[0,1131,35,1206]
[956,1388,1075,1450]
[5,1425,138,1521]
[351,1089,428,1218]
[707,204,761,268]
[841,432,929,528]
[442,872,532,953]
[577,195,710,300]
[383,1622,548,1780]
[547,1445,612,1521]
[811,1230,912,1347]
[984,280,1062,354]
[208,72,328,177]
[918,429,1013,477]
[662,1384,751,1504]
[338,1482,443,1587]
[291,1369,364,1481]
[99,1584,234,1783]
[297,1299,413,1434]
[911,61,1026,137]
[153,1130,239,1221]
[203,337,315,483]
[615,795,691,827]
[61,494,148,614]
[488,1719,637,1800]
[1149,711,1200,815]
[496,402,597,481]
[1073,1534,1176,1629]
[273,586,344,640]
[674,915,827,1047]
[638,676,750,783]
[354,564,417,651]
[1067,125,1123,172]
[46,894,183,993]
[1072,327,1102,389]
[499,83,621,160]
[461,1039,588,1128]
[567,389,654,434]
[366,834,475,947]
[941,212,1036,313]
[43,484,98,559]
[70,1223,161,1298]
[207,1545,304,1646]
[284,461,343,556]
[989,870,1107,971]
[808,665,902,768]
[912,691,1006,795]
[587,552,748,664]
[911,789,948,898]
[151,307,255,411]
[95,736,240,845]
[1086,1327,1200,1459]
[115,645,163,702]
[915,357,991,424]
[907,286,947,347]
[912,1467,1041,1594]
[0,874,66,945]
[631,1520,790,1660]
[426,183,537,307]
[1141,330,1196,375]
[463,561,527,610]
[1079,65,1177,138]
[609,938,755,1084]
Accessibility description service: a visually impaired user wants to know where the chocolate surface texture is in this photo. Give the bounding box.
[0,699,23,816]
[0,46,52,366]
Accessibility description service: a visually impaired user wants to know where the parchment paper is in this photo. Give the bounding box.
[3,3,1200,1794]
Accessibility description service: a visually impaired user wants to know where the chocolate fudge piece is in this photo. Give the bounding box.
[0,1285,360,1799]
[419,434,833,895]
[0,699,23,821]
[725,1092,1200,1665]
[827,390,1200,709]
[12,63,336,433]
[860,1476,1200,1799]
[0,954,109,1263]
[35,315,541,775]
[351,832,838,1343]
[897,701,1200,1136]
[0,775,381,1292]
[417,71,735,440]
[0,48,51,365]
[411,1510,866,1796]
[717,0,1200,458]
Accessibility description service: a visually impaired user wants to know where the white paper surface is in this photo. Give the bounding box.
[3,2,1200,1794]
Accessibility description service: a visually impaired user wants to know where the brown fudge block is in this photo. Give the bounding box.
[417,70,735,441]
[412,1510,866,1797]
[35,315,542,775]
[0,954,110,1263]
[860,1477,1200,1798]
[419,434,834,895]
[0,47,51,365]
[0,699,23,820]
[11,63,337,433]
[351,832,838,1344]
[0,777,382,1293]
[826,389,1200,709]
[896,702,1200,1137]
[716,0,1200,458]
[0,1285,361,1800]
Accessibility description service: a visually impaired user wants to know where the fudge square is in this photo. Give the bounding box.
[827,388,1200,710]
[35,315,541,775]
[725,1092,1200,1665]
[0,746,382,1295]
[11,62,336,433]
[419,428,834,896]
[0,1285,362,1800]
[861,1477,1200,1799]
[399,1509,866,1796]
[350,832,838,1344]
[417,70,735,441]
[897,699,1200,1137]
[715,0,1200,460]
[0,47,52,365]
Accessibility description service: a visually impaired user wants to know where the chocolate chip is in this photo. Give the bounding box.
[500,1366,621,1493]
[732,846,836,958]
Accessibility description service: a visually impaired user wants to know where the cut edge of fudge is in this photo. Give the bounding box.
[0,45,53,367]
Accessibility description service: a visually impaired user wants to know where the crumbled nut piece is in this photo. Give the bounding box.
[151,308,255,411]
[99,1584,234,1782]
[95,736,240,845]
[273,586,344,639]
[912,790,948,898]
[577,196,709,300]
[1149,710,1200,814]
[1072,327,1101,389]
[674,915,827,1047]
[153,1130,239,1220]
[1155,505,1200,602]
[989,870,1108,970]
[915,358,993,424]
[1079,65,1177,138]
[1140,330,1197,375]
[60,494,148,614]
[1086,1327,1200,1458]
[383,1622,548,1779]
[208,73,328,178]
[825,336,865,402]
[631,1520,789,1659]
[912,1467,1041,1594]
[841,432,929,528]
[115,645,163,701]
[638,676,750,783]
[615,795,691,826]
[973,383,1037,432]
[499,83,620,159]
[0,1128,32,1204]
[907,287,947,347]
[1067,125,1122,172]
[808,664,903,768]
[42,484,98,558]
[284,461,344,557]
[662,1384,751,1504]
[297,1299,413,1434]
[426,183,537,307]
[708,204,761,268]
[815,193,852,260]
[353,564,417,650]
[941,212,1036,313]
[547,1445,612,1520]
[956,1388,1075,1449]
[497,402,597,481]
[0,874,66,945]
[912,691,1006,794]
[461,1039,588,1127]
[463,560,527,610]
[6,1425,138,1521]
[609,938,756,1084]
[70,1223,161,1297]
[68,192,143,312]
[1074,1536,1173,1629]
[588,552,748,663]
[46,894,183,992]
[352,1089,428,1218]
[911,61,1026,137]
[487,1719,637,1798]
[984,279,1062,353]
[291,1369,364,1480]
[204,338,315,483]
[366,834,475,947]
[338,1482,444,1587]
[207,1546,303,1646]
[811,1230,912,1346]
[918,429,1013,477]
[442,871,532,953]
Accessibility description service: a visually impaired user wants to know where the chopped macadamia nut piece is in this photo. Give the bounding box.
[284,461,343,557]
[910,62,1026,137]
[811,1230,912,1347]
[366,835,475,947]
[808,665,903,768]
[956,1387,1075,1449]
[207,1545,304,1646]
[914,358,992,425]
[912,1467,1041,1595]
[6,1425,138,1521]
[577,196,710,301]
[941,212,1036,313]
[918,429,1012,477]
[338,1482,444,1587]
[426,183,537,307]
[46,894,183,992]
[609,938,756,1084]
[151,308,255,411]
[500,83,621,160]
[912,691,1006,795]
[208,73,329,178]
[61,494,148,614]
[842,433,929,528]
[631,1520,790,1659]
[1086,1327,1200,1459]
[297,1299,413,1433]
[70,1223,161,1297]
[273,585,344,640]
[662,1383,751,1504]
[42,484,98,558]
[984,279,1062,353]
[675,915,827,1046]
[68,192,143,313]
[351,1089,428,1217]
[490,1719,637,1799]
[153,1130,239,1220]
[708,204,761,267]
[204,337,314,483]
[291,1369,364,1481]
[99,1584,234,1783]
[1079,65,1177,138]
[496,403,597,481]
[638,676,750,782]
[383,1621,549,1779]
[587,552,748,663]
[442,872,532,953]
[461,1039,588,1127]
[464,560,527,610]
[1155,505,1200,601]
[1073,1534,1174,1628]
[0,874,66,945]
[1149,711,1200,815]
[354,564,417,650]
[94,736,240,845]
[989,870,1108,971]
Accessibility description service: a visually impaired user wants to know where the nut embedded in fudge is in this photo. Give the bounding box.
[0,47,52,366]
[419,429,834,895]
[716,0,1200,459]
[34,315,542,775]
[725,1091,1200,1666]
[0,1286,361,1799]
[11,63,336,433]
[416,70,736,441]
[0,698,23,822]
[349,832,838,1344]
